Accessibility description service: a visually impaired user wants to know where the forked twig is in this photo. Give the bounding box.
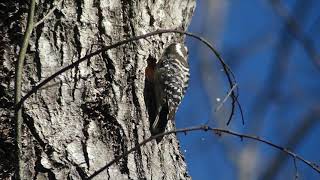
[34,0,64,28]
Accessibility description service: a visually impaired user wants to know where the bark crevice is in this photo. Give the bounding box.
[0,0,196,178]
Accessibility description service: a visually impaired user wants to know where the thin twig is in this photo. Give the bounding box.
[16,29,243,125]
[86,126,205,179]
[86,125,320,179]
[235,94,244,125]
[34,0,64,28]
[215,83,237,112]
[14,0,35,179]
[293,158,299,180]
[211,128,320,174]
[261,108,320,180]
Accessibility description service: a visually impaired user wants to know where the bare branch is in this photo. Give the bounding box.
[34,0,64,28]
[224,31,275,68]
[261,107,320,180]
[293,158,299,180]
[15,29,242,125]
[14,0,35,178]
[87,125,320,179]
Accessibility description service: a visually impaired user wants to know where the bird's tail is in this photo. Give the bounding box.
[151,104,169,143]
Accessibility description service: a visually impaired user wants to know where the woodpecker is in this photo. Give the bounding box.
[151,43,190,142]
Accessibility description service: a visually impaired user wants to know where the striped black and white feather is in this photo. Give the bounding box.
[151,43,190,142]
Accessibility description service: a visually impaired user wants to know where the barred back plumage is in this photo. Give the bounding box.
[151,43,190,142]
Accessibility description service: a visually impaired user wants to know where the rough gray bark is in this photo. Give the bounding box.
[0,0,196,179]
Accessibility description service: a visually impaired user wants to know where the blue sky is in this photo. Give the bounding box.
[176,0,320,179]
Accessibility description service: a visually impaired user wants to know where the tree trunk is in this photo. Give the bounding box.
[0,0,196,179]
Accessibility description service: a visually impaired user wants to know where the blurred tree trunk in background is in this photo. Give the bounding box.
[0,0,195,179]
